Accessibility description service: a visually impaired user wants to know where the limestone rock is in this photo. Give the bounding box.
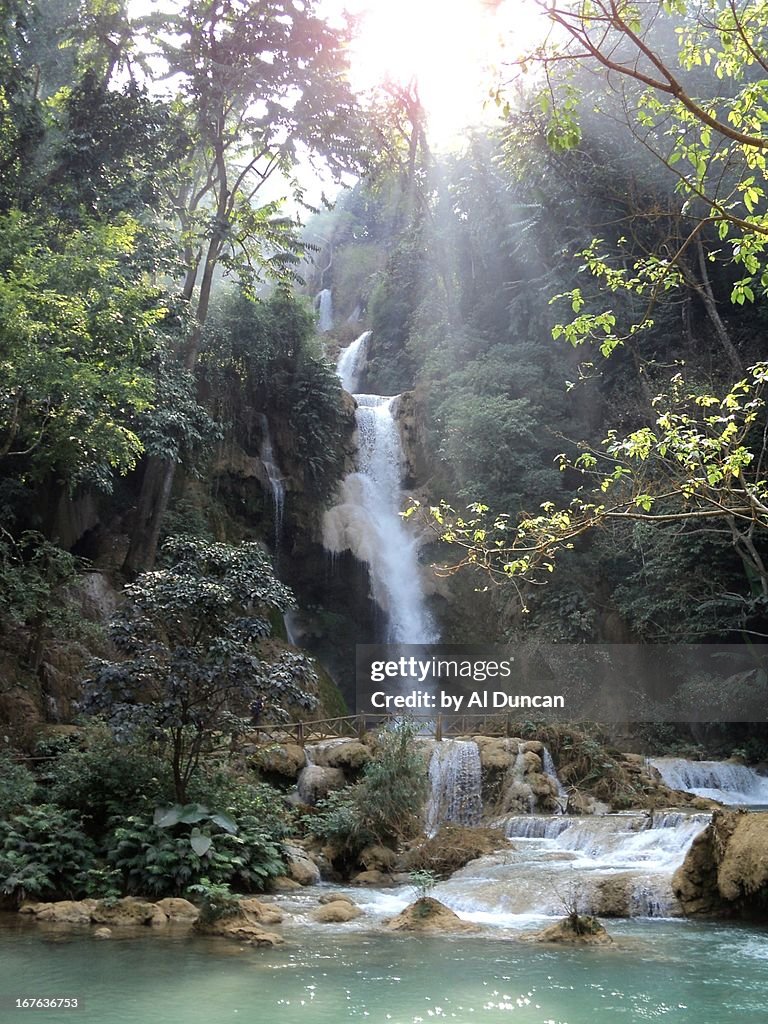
[324,741,371,772]
[93,927,112,940]
[318,892,355,906]
[238,898,284,925]
[256,743,307,779]
[359,844,398,873]
[351,869,396,887]
[270,875,303,893]
[285,847,321,886]
[386,898,477,934]
[155,898,199,922]
[525,915,611,945]
[297,765,346,804]
[311,901,363,923]
[24,900,96,925]
[91,898,167,927]
[592,876,633,917]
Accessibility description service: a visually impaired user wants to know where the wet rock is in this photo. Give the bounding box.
[350,869,396,887]
[91,898,167,927]
[318,892,355,906]
[592,876,633,917]
[297,765,346,804]
[22,900,96,925]
[386,898,477,934]
[270,875,303,893]
[525,915,612,945]
[238,898,284,925]
[311,901,363,923]
[93,927,112,940]
[155,898,199,922]
[285,847,322,886]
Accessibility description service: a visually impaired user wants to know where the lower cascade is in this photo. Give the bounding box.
[425,739,483,835]
[323,333,437,644]
[648,756,768,805]
[429,810,713,921]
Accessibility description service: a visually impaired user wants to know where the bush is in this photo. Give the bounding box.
[186,879,241,924]
[106,807,285,897]
[0,804,95,903]
[306,720,429,860]
[0,751,36,821]
[45,728,170,830]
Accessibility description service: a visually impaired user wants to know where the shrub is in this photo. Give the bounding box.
[0,804,95,903]
[45,728,170,830]
[106,807,285,897]
[306,720,429,860]
[186,878,240,924]
[0,751,37,820]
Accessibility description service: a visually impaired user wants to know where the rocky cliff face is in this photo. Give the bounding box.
[673,809,768,918]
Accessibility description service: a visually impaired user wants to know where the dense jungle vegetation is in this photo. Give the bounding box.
[2,0,768,903]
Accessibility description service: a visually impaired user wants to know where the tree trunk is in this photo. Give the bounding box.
[122,455,177,576]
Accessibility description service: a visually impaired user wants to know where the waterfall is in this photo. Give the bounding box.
[258,414,285,548]
[436,810,712,920]
[316,288,333,332]
[323,336,437,644]
[425,740,483,835]
[337,330,371,393]
[648,757,768,806]
[541,746,568,812]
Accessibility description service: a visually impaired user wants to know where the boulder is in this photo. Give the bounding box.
[23,900,96,925]
[325,741,372,772]
[91,898,168,927]
[525,915,611,945]
[350,870,396,887]
[285,847,321,887]
[155,898,199,922]
[297,765,346,804]
[523,751,543,774]
[311,901,363,923]
[523,740,544,755]
[270,875,302,892]
[386,898,477,934]
[673,809,768,917]
[359,845,398,873]
[238,898,284,925]
[93,927,112,940]
[256,743,307,779]
[318,892,355,906]
[592,876,632,917]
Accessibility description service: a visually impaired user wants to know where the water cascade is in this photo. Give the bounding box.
[648,757,768,805]
[323,334,437,644]
[433,810,713,920]
[316,288,333,332]
[258,414,286,549]
[425,739,483,835]
[542,746,568,811]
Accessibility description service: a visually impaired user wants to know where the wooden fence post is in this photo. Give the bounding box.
[296,720,304,748]
[435,713,443,742]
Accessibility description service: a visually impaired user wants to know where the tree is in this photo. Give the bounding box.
[82,536,318,801]
[122,0,366,574]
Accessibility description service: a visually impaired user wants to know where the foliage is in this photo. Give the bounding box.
[186,878,241,923]
[0,212,168,492]
[0,804,95,902]
[0,750,36,820]
[306,720,428,859]
[409,869,438,899]
[106,808,284,897]
[45,728,170,831]
[82,536,317,801]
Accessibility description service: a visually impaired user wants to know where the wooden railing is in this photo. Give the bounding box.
[249,711,525,746]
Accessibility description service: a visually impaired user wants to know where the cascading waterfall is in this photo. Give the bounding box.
[434,810,713,921]
[258,413,286,548]
[542,746,568,812]
[323,333,437,644]
[425,740,483,835]
[316,288,333,332]
[648,756,768,805]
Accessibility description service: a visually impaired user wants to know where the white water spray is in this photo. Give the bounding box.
[648,757,768,806]
[425,740,483,835]
[323,333,437,644]
[258,413,285,548]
